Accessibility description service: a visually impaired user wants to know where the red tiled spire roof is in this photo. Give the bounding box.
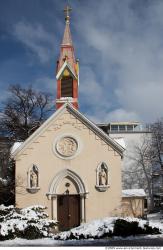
[57,6,76,73]
[61,20,73,46]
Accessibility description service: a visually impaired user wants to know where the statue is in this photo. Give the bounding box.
[99,168,107,186]
[30,169,38,188]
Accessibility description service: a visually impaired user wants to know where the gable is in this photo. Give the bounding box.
[12,103,124,159]
[56,61,77,80]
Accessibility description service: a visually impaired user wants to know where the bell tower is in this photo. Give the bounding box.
[56,6,79,110]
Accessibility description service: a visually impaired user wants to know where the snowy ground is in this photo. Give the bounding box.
[1,213,163,246]
[1,235,163,247]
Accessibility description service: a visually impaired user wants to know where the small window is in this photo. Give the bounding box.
[127,125,133,131]
[144,199,148,209]
[111,125,118,131]
[119,125,126,131]
[61,76,73,97]
[134,125,139,131]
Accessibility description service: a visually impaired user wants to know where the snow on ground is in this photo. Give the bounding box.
[1,235,163,247]
[0,238,57,246]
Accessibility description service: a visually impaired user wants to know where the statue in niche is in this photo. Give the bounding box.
[99,166,107,186]
[30,165,38,188]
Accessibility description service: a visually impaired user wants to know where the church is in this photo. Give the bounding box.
[11,6,145,231]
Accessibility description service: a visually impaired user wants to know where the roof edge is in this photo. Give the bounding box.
[12,103,125,159]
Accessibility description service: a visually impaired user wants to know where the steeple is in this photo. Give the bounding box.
[62,5,73,46]
[56,5,79,110]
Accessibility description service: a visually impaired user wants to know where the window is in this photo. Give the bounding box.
[111,125,118,131]
[61,76,73,97]
[127,125,133,131]
[119,125,126,131]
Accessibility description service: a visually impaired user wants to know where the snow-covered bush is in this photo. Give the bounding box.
[54,217,162,240]
[0,205,58,241]
[113,219,160,237]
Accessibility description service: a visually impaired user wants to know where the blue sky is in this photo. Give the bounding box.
[0,0,163,123]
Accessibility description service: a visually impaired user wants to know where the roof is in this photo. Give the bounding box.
[10,142,23,155]
[110,122,140,125]
[11,103,125,159]
[56,61,77,80]
[61,21,73,46]
[97,122,140,126]
[57,16,76,75]
[122,189,146,198]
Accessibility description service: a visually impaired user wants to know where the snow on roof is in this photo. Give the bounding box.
[114,137,126,149]
[10,142,23,155]
[122,189,146,198]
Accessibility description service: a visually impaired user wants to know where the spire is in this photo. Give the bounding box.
[62,6,73,46]
[57,5,76,72]
[55,5,79,110]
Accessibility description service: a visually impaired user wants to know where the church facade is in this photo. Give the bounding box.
[12,7,126,231]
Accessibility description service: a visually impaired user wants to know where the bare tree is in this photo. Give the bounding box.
[0,84,54,204]
[122,135,154,211]
[122,119,163,211]
[0,84,54,141]
[150,119,163,169]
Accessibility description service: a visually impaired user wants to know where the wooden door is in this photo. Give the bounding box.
[57,195,80,231]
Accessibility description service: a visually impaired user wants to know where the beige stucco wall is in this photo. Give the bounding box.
[15,109,122,222]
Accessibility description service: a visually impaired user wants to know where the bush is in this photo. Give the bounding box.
[0,205,58,241]
[113,219,161,237]
[21,225,43,240]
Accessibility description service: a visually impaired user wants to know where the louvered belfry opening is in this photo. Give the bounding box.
[61,76,73,97]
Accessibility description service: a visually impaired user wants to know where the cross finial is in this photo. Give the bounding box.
[64,5,72,23]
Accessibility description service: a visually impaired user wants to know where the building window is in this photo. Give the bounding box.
[119,125,126,131]
[127,125,133,131]
[111,125,118,131]
[61,76,73,97]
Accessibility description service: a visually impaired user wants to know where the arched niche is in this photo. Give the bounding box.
[95,162,110,192]
[26,164,40,193]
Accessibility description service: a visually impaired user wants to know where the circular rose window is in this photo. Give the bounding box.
[56,136,78,157]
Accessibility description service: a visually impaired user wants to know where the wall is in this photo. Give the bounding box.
[15,109,122,222]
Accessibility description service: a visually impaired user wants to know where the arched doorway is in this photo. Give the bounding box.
[47,169,88,231]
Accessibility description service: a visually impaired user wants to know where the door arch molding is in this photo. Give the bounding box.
[46,169,88,224]
[48,168,88,195]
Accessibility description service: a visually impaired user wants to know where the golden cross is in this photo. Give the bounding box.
[64,5,72,21]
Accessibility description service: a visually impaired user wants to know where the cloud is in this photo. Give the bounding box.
[3,0,163,124]
[104,108,139,123]
[13,21,55,63]
[32,76,56,94]
[73,0,163,123]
